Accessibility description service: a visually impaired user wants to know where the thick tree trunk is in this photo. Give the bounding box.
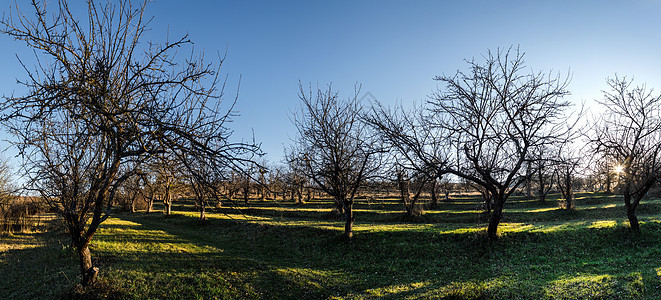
[344,200,354,239]
[77,245,98,286]
[487,199,505,239]
[165,201,172,215]
[430,180,438,208]
[626,203,640,231]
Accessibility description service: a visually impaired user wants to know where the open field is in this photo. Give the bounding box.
[3,192,661,299]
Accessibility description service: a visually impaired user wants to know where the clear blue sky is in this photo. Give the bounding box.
[2,0,661,166]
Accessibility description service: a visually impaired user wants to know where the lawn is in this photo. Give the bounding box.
[3,192,661,299]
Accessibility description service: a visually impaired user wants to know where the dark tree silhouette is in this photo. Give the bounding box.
[1,0,258,285]
[588,76,661,231]
[288,82,382,239]
[430,47,572,239]
[366,103,449,215]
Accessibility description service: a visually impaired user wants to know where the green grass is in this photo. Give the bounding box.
[3,192,661,299]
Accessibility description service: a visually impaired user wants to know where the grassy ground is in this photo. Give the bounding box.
[3,192,661,299]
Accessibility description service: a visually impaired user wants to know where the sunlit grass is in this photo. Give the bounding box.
[5,193,661,298]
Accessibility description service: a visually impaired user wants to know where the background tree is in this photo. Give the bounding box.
[288,82,381,239]
[148,154,183,216]
[554,145,582,210]
[1,0,258,285]
[430,47,572,239]
[588,76,661,231]
[0,158,15,215]
[366,102,449,214]
[530,146,555,203]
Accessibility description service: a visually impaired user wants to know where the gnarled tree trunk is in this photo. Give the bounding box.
[77,244,98,286]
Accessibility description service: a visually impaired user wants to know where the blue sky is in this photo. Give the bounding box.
[2,0,661,166]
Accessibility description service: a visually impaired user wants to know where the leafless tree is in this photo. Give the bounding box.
[366,102,449,214]
[288,82,382,239]
[430,47,572,239]
[554,145,582,210]
[530,146,555,203]
[146,154,183,216]
[394,168,429,217]
[588,76,661,231]
[0,159,15,214]
[1,0,258,285]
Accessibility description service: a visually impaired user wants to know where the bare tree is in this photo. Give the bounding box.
[530,146,554,203]
[588,76,661,231]
[430,47,572,239]
[366,102,449,214]
[288,82,381,239]
[1,0,258,285]
[0,158,15,215]
[554,145,582,210]
[147,154,183,216]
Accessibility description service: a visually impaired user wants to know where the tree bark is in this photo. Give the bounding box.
[344,200,354,239]
[487,198,505,239]
[199,200,206,222]
[430,179,438,208]
[77,244,98,286]
[626,202,640,231]
[538,170,546,203]
[397,171,411,215]
[165,201,172,215]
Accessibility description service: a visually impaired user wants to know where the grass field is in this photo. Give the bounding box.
[3,192,661,299]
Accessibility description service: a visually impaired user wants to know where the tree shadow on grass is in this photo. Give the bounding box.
[95,211,661,299]
[0,230,121,299]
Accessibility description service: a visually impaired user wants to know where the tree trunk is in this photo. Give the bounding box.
[199,200,206,222]
[77,245,98,286]
[165,201,172,215]
[487,198,505,239]
[526,179,532,198]
[430,179,438,208]
[626,202,640,231]
[538,170,546,203]
[344,200,354,239]
[564,174,574,210]
[397,171,411,215]
[605,172,612,194]
[146,197,153,213]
